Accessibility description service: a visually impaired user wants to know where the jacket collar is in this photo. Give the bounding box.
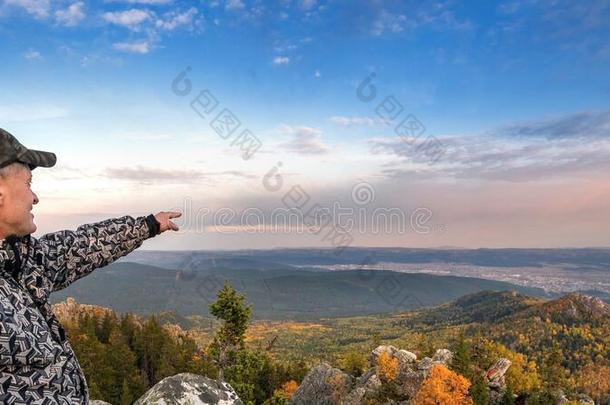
[0,235,30,278]
[0,238,16,261]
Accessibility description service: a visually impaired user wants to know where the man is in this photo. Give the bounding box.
[0,128,181,404]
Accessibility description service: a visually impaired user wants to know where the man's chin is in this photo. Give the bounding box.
[19,222,37,236]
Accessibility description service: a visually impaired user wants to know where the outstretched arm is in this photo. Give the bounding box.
[37,211,181,292]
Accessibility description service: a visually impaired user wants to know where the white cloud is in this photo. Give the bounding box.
[273,56,290,65]
[155,7,199,31]
[225,0,244,11]
[367,110,610,182]
[314,69,321,79]
[113,41,150,53]
[278,125,331,155]
[298,0,316,10]
[102,9,152,30]
[369,5,472,37]
[273,43,297,53]
[55,1,85,26]
[23,49,43,60]
[103,165,205,183]
[4,0,50,18]
[371,10,410,36]
[105,0,172,4]
[329,116,388,126]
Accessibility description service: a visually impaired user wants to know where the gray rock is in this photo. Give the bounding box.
[90,401,113,405]
[358,370,382,392]
[485,358,512,389]
[370,345,398,367]
[574,394,595,405]
[556,391,570,405]
[395,350,417,373]
[133,373,243,405]
[417,357,434,371]
[342,387,366,405]
[398,368,427,399]
[485,358,512,405]
[432,349,452,366]
[291,346,462,405]
[289,362,353,405]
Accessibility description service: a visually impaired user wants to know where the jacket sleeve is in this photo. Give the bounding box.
[36,214,160,292]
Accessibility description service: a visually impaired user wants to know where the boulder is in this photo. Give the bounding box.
[416,357,434,371]
[290,346,503,405]
[370,345,399,367]
[415,349,452,377]
[395,349,418,372]
[432,349,452,366]
[574,394,595,405]
[485,358,511,388]
[485,358,512,404]
[289,362,353,405]
[133,373,243,405]
[357,370,382,392]
[557,393,595,405]
[556,390,570,405]
[397,368,427,399]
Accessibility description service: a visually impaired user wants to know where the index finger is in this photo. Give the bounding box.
[168,212,182,219]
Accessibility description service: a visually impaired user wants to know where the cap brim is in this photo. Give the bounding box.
[18,149,57,170]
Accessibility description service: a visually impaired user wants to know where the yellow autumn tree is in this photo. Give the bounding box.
[411,364,473,405]
[576,363,610,403]
[377,351,399,381]
[272,380,299,400]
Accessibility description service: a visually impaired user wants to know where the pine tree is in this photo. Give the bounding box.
[498,387,516,405]
[106,329,139,404]
[98,312,115,344]
[119,313,138,349]
[452,333,473,378]
[469,373,490,405]
[208,281,252,381]
[133,315,167,386]
[119,378,133,405]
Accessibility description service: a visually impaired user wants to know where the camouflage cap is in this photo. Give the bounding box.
[0,128,56,170]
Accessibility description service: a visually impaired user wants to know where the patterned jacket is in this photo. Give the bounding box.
[0,214,160,404]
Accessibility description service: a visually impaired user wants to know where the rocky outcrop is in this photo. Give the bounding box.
[573,394,596,405]
[556,392,596,405]
[290,345,471,404]
[485,358,512,404]
[289,362,353,405]
[527,293,610,325]
[52,297,115,325]
[133,373,243,405]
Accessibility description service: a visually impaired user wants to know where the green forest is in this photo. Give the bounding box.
[62,285,610,404]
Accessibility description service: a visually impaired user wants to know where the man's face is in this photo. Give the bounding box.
[0,164,39,237]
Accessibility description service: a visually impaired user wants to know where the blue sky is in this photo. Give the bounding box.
[1,0,610,249]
